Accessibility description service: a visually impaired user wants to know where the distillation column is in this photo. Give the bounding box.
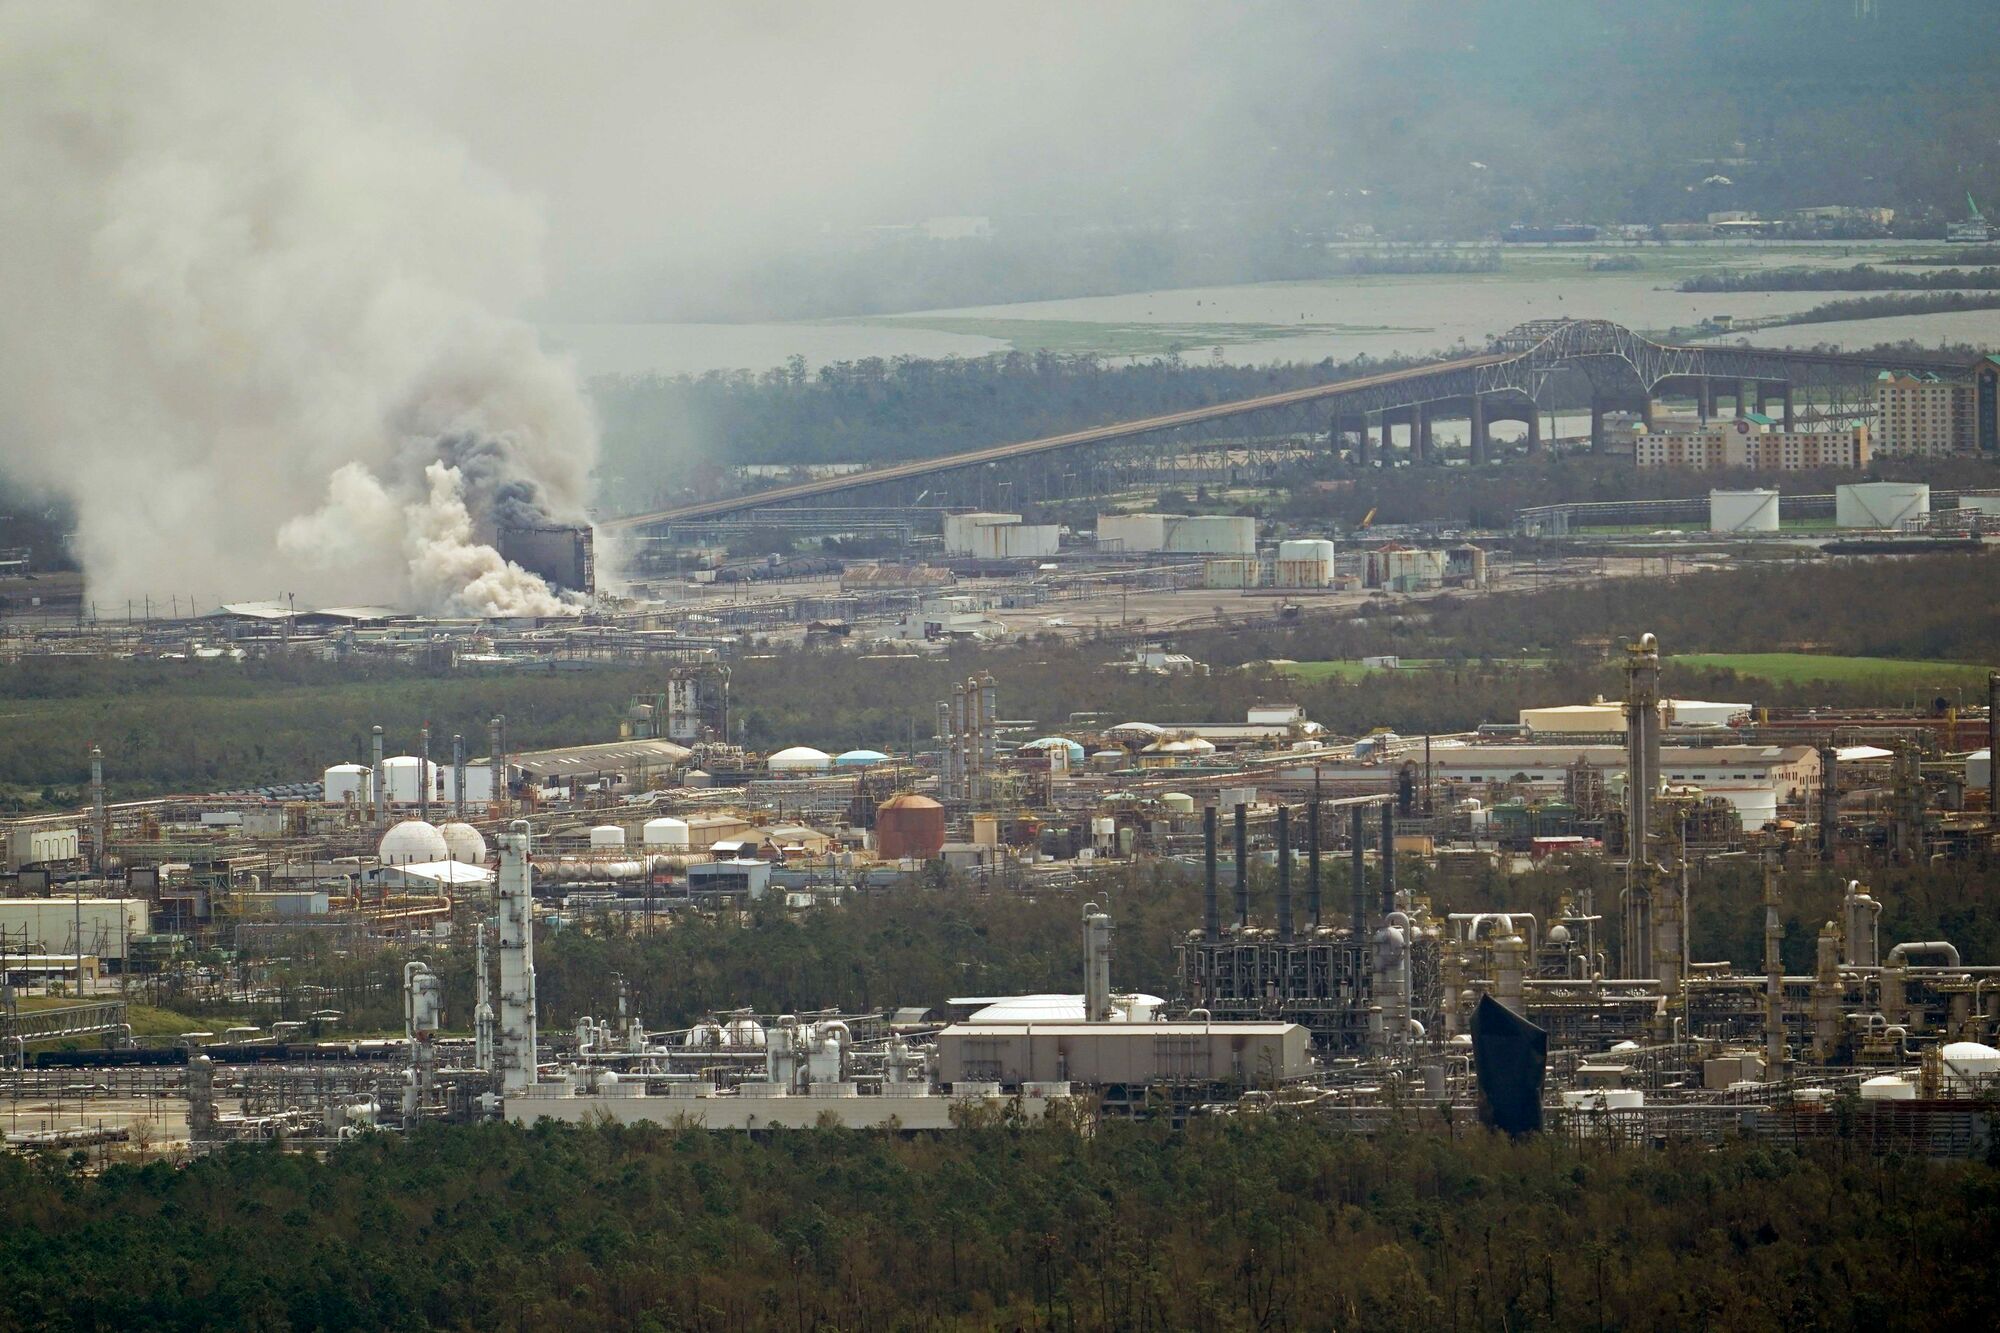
[1233,803,1249,928]
[1763,862,1785,1078]
[372,725,387,829]
[1082,904,1113,1022]
[1621,633,1662,980]
[496,823,539,1095]
[88,745,106,871]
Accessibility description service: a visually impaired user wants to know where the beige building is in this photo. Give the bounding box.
[1873,373,1975,457]
[1635,416,1869,472]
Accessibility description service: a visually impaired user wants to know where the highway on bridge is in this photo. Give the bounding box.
[602,321,1973,530]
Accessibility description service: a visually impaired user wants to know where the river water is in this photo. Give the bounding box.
[543,243,1999,379]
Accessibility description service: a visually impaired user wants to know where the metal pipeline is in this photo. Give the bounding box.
[1202,805,1219,942]
[1233,803,1249,927]
[1350,805,1366,935]
[1887,941,1963,969]
[1306,800,1322,928]
[1275,806,1293,941]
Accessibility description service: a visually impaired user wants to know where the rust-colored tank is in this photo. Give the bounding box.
[876,793,946,861]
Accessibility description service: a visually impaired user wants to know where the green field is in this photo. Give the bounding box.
[1673,653,1990,688]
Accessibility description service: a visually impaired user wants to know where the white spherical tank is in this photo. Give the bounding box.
[589,825,627,849]
[643,816,691,848]
[767,746,833,773]
[1708,489,1780,534]
[323,763,372,806]
[438,822,487,865]
[378,819,449,866]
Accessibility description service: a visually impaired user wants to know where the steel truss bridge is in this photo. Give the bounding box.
[604,319,1977,532]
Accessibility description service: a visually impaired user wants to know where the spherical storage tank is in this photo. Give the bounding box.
[439,822,487,865]
[589,824,627,849]
[876,793,946,861]
[767,746,833,774]
[1709,489,1779,534]
[379,819,450,866]
[323,763,372,806]
[643,816,691,848]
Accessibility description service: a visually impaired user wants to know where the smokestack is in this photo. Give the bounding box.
[1202,805,1219,942]
[1275,806,1293,941]
[1233,802,1249,928]
[453,734,466,821]
[1380,801,1396,917]
[489,715,508,817]
[88,744,106,871]
[1307,799,1321,929]
[1082,903,1113,1022]
[418,722,431,824]
[1350,804,1366,934]
[371,725,387,829]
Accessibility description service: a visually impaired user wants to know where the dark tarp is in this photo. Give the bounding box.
[1470,993,1547,1135]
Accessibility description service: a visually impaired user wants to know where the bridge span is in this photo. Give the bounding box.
[603,320,1976,531]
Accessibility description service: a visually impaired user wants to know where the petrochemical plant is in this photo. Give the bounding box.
[1,626,1997,1158]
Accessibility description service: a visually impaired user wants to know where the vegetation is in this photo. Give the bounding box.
[1681,264,2000,292]
[1777,292,2000,325]
[1672,652,1991,690]
[1,1119,1993,1331]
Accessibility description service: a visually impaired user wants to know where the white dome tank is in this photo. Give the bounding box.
[643,816,691,848]
[323,763,372,806]
[589,825,627,849]
[725,1017,767,1048]
[1941,1041,2000,1091]
[1859,1074,1917,1101]
[438,822,487,865]
[380,756,439,805]
[378,819,449,866]
[767,746,832,773]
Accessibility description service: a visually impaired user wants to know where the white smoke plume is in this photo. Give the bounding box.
[0,6,594,616]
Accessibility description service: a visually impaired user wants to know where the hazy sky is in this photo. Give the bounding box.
[114,1,1274,320]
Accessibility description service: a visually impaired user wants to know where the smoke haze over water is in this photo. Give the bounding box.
[0,6,594,615]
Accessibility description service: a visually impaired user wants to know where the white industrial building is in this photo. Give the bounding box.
[1836,482,1930,529]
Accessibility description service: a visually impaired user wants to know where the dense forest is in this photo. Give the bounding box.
[5,554,1994,806]
[1,1121,1993,1331]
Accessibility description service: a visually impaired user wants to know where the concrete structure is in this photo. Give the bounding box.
[1364,545,1446,592]
[935,1021,1311,1088]
[1709,489,1781,533]
[1874,372,1976,457]
[5,826,80,869]
[1836,481,1931,529]
[1636,417,1869,471]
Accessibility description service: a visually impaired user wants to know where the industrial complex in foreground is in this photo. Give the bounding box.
[2,612,1997,1157]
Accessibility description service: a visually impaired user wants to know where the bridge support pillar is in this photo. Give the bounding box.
[1698,379,1714,422]
[1736,378,1754,419]
[1417,404,1433,461]
[1781,385,1795,430]
[1590,398,1607,453]
[1524,406,1542,455]
[1378,411,1395,462]
[1346,414,1369,466]
[1469,394,1488,466]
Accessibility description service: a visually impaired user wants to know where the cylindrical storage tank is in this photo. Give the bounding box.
[378,819,449,866]
[589,825,627,849]
[1836,481,1930,529]
[1968,749,1991,792]
[682,769,712,788]
[439,822,487,865]
[1160,792,1196,814]
[1941,1041,2000,1092]
[323,763,373,806]
[1164,514,1257,555]
[1277,538,1338,563]
[643,816,691,848]
[380,756,439,805]
[1709,489,1780,533]
[875,793,946,860]
[1859,1074,1917,1101]
[767,746,833,774]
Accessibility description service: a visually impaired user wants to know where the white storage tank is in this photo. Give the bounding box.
[1164,514,1257,555]
[1096,512,1167,553]
[1836,481,1930,529]
[442,765,495,807]
[1859,1074,1917,1101]
[942,512,1020,555]
[323,763,373,806]
[1203,558,1263,589]
[1941,1041,2000,1092]
[1709,489,1780,533]
[767,746,833,774]
[380,756,440,805]
[379,820,449,866]
[1968,749,1990,792]
[1160,792,1196,814]
[589,824,627,849]
[439,822,488,865]
[970,521,1059,561]
[643,816,691,848]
